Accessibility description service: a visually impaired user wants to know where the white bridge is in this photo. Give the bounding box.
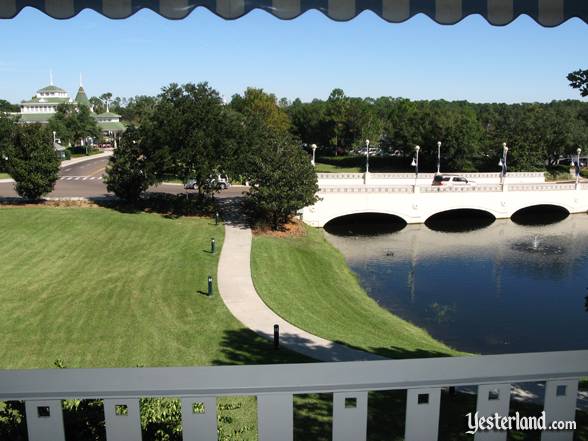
[302,172,588,227]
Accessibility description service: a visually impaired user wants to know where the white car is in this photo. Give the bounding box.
[184,175,231,190]
[431,175,476,187]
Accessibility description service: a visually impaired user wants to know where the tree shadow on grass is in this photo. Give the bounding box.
[212,328,315,366]
[92,192,219,220]
[333,340,457,360]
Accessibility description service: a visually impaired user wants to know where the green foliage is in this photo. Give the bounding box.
[48,103,101,147]
[568,69,588,97]
[0,99,19,113]
[230,87,291,135]
[0,401,26,441]
[105,126,158,202]
[0,114,16,171]
[140,83,242,197]
[118,95,158,126]
[288,89,588,172]
[6,124,60,200]
[246,134,319,229]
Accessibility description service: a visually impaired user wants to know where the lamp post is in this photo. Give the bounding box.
[436,141,441,175]
[414,145,420,181]
[52,131,56,145]
[499,143,508,185]
[365,139,370,174]
[311,143,317,166]
[576,147,582,189]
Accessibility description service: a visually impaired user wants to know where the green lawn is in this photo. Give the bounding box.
[251,226,464,359]
[0,207,306,369]
[314,162,362,173]
[0,172,10,179]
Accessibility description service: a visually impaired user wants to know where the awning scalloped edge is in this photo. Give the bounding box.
[0,0,586,27]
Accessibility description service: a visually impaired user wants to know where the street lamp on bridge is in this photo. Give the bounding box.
[576,147,582,189]
[499,143,508,185]
[311,143,317,166]
[436,141,441,175]
[365,139,370,174]
[413,145,420,182]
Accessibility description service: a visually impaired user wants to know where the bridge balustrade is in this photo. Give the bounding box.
[1,351,586,441]
[421,185,502,193]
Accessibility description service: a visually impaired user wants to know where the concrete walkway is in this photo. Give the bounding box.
[217,202,384,362]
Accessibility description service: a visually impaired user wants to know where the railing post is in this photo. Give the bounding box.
[181,396,217,441]
[541,379,579,441]
[25,400,65,441]
[474,384,511,441]
[257,393,293,441]
[103,398,141,441]
[404,387,441,441]
[332,391,368,441]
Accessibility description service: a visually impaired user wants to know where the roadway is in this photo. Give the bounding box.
[0,156,246,199]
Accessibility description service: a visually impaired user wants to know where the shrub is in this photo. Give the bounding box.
[246,136,319,229]
[104,127,158,202]
[6,124,60,200]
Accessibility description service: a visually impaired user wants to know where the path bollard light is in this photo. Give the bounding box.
[273,324,279,350]
[211,238,216,254]
[215,212,219,225]
[207,276,213,296]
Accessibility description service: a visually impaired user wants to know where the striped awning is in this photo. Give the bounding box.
[0,0,586,26]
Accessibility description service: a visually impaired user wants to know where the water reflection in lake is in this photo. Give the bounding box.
[324,213,588,354]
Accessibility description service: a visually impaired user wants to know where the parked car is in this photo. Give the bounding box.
[184,175,231,190]
[432,174,476,187]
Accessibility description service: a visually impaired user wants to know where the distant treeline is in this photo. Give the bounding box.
[286,90,588,172]
[3,86,587,172]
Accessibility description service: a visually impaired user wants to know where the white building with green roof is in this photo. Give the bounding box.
[18,74,126,146]
[19,81,72,123]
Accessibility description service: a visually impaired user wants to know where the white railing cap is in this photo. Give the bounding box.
[0,351,586,401]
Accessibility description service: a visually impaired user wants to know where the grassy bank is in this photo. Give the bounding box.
[0,172,10,179]
[251,226,463,359]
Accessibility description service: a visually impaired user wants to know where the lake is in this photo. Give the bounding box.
[324,211,588,354]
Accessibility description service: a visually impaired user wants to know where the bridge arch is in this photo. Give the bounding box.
[424,208,496,232]
[511,204,570,225]
[322,210,408,233]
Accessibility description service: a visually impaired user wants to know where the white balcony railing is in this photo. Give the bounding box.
[0,351,586,441]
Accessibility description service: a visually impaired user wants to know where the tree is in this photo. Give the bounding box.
[0,99,19,113]
[104,127,158,202]
[48,103,100,149]
[0,114,15,165]
[325,88,351,153]
[567,69,588,97]
[246,132,319,229]
[140,83,242,198]
[118,95,158,126]
[6,124,60,200]
[89,97,105,114]
[71,106,100,149]
[230,88,291,135]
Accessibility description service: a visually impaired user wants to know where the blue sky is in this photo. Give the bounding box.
[0,7,586,104]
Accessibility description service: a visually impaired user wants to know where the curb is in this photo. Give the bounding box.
[60,151,112,168]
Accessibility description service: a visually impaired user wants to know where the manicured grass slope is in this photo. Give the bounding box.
[252,226,464,359]
[0,207,306,369]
